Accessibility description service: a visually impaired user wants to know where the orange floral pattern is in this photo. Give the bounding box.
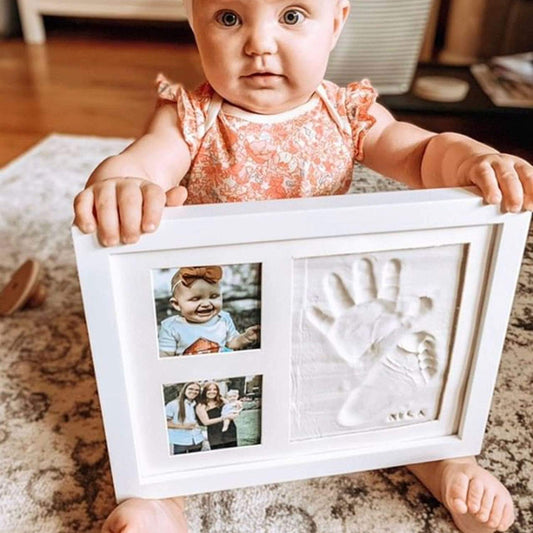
[156,76,377,205]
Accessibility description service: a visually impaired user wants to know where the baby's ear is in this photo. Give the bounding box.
[331,0,350,51]
[169,298,180,312]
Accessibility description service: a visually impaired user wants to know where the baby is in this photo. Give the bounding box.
[221,389,243,432]
[74,1,532,532]
[159,266,259,356]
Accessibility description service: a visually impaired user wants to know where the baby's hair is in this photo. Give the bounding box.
[227,389,239,397]
[170,265,223,296]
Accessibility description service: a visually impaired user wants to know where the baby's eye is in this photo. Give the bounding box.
[281,9,305,25]
[215,10,241,27]
[190,297,200,302]
[211,293,221,299]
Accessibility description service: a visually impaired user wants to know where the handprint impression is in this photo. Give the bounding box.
[306,258,439,428]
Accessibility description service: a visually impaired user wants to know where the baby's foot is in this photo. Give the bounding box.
[101,497,188,533]
[440,458,514,532]
[409,457,514,533]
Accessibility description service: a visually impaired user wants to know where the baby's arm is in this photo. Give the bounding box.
[74,103,192,246]
[362,103,533,212]
[221,403,233,416]
[226,325,260,350]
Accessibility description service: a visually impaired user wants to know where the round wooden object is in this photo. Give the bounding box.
[413,76,470,103]
[0,259,46,316]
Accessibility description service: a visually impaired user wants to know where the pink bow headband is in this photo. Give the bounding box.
[170,266,223,295]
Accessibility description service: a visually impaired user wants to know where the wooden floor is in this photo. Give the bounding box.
[0,23,203,167]
[1,21,532,168]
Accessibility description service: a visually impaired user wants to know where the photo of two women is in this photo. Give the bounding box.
[163,376,262,455]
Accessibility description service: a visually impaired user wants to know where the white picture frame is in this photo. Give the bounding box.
[72,187,530,501]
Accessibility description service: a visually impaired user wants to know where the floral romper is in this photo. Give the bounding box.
[156,75,377,205]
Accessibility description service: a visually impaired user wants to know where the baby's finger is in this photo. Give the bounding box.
[116,180,143,244]
[94,181,120,247]
[516,161,533,211]
[141,182,166,233]
[73,188,97,234]
[469,162,501,205]
[491,160,523,212]
[166,185,188,207]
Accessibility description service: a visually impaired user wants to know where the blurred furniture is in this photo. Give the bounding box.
[419,0,442,62]
[326,0,434,94]
[17,0,186,43]
[0,0,18,37]
[381,63,533,161]
[439,0,533,64]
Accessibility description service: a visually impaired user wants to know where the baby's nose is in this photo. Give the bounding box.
[244,22,278,56]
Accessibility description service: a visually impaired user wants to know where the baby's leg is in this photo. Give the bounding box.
[222,419,229,432]
[407,457,514,533]
[101,497,188,533]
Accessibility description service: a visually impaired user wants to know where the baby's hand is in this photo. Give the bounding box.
[244,325,260,343]
[459,153,533,212]
[73,177,187,246]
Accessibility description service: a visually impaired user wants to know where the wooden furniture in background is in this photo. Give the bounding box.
[419,0,441,62]
[439,0,533,64]
[17,0,186,43]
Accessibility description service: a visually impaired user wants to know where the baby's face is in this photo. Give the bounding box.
[173,279,223,323]
[227,391,239,402]
[192,0,348,114]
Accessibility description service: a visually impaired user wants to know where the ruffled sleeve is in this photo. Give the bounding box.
[344,79,377,162]
[155,73,213,159]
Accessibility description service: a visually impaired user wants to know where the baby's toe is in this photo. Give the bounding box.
[497,503,515,531]
[486,495,505,529]
[444,471,470,514]
[476,489,495,523]
[466,477,485,514]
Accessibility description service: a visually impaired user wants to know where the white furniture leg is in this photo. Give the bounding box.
[17,0,46,43]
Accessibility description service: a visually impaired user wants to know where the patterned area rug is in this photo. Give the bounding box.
[0,134,531,533]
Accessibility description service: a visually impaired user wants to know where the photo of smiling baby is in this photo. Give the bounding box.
[153,263,261,357]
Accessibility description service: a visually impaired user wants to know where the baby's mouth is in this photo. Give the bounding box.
[196,307,214,316]
[244,71,283,79]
